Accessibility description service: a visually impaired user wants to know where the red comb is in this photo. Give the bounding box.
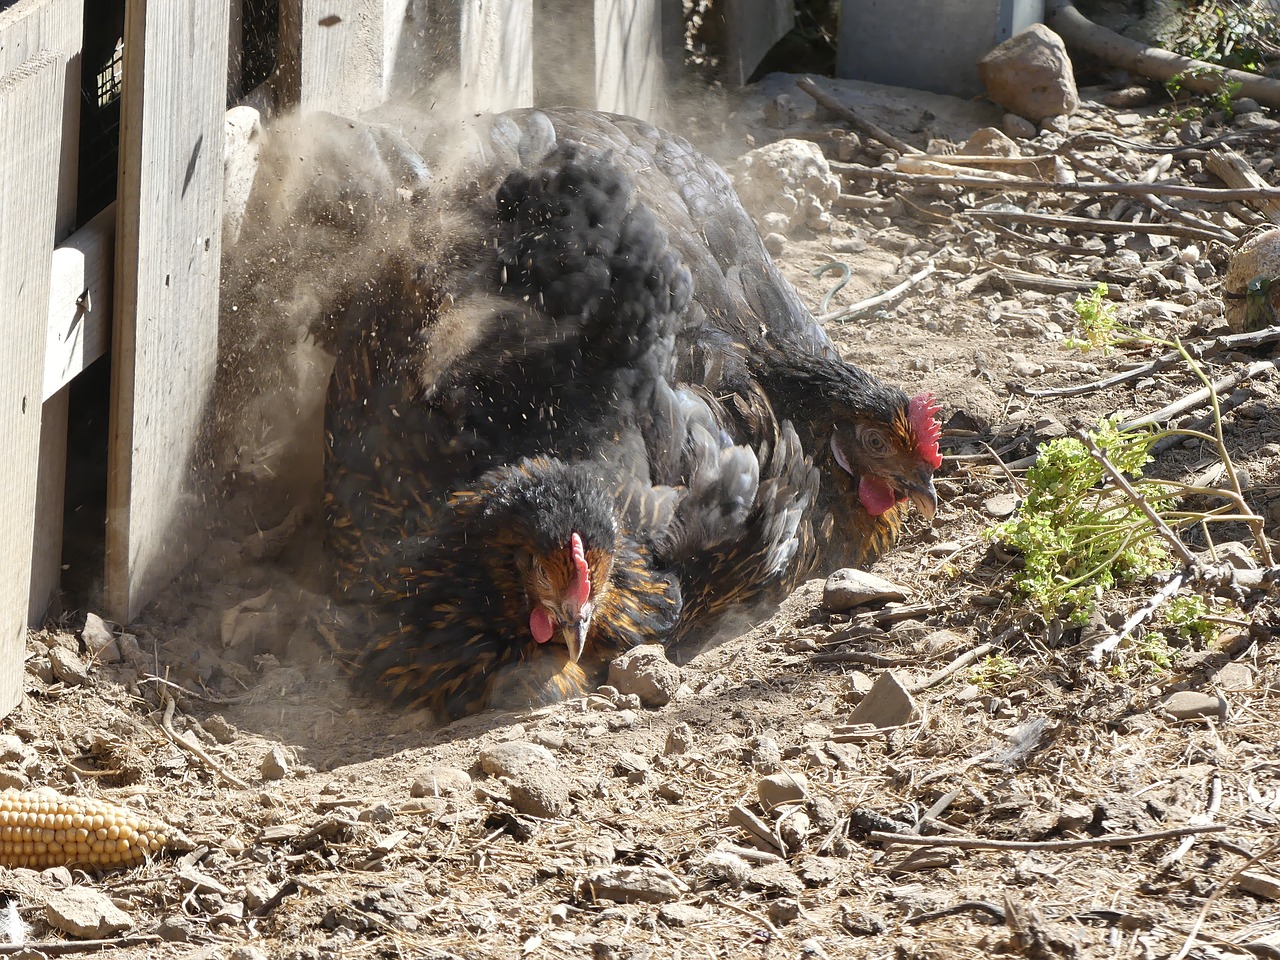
[908,392,943,469]
[569,532,591,609]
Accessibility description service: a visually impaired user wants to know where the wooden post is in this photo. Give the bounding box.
[0,0,84,629]
[107,0,231,622]
[0,50,65,714]
[279,0,388,114]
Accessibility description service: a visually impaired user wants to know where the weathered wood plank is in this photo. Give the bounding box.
[44,204,115,403]
[0,50,64,714]
[280,0,386,113]
[594,0,663,118]
[1,0,84,629]
[107,0,230,622]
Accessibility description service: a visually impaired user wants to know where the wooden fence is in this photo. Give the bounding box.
[0,0,790,720]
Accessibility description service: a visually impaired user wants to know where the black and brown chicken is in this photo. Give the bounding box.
[317,107,942,716]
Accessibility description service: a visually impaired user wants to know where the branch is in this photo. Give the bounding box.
[794,77,922,155]
[870,823,1227,852]
[818,262,935,323]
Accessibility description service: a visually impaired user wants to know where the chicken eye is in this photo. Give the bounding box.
[862,429,888,453]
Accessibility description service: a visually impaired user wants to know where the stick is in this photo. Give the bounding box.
[1019,326,1280,398]
[1077,430,1199,567]
[1088,569,1188,664]
[832,161,1280,203]
[0,937,162,956]
[907,644,994,694]
[818,262,935,323]
[1172,839,1280,960]
[794,77,922,155]
[870,823,1227,852]
[1157,776,1223,872]
[963,207,1231,243]
[157,687,251,791]
[1120,360,1277,430]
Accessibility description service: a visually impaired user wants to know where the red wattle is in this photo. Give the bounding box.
[529,608,554,644]
[858,476,899,516]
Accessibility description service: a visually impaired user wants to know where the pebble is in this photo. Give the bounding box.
[260,745,291,781]
[926,540,961,558]
[763,232,786,255]
[763,93,798,128]
[658,902,706,927]
[1002,113,1037,139]
[81,613,117,660]
[45,887,133,938]
[410,765,472,798]
[48,647,90,686]
[607,645,681,707]
[1213,662,1254,692]
[822,569,911,612]
[983,493,1020,518]
[848,671,918,729]
[479,741,557,779]
[769,897,802,925]
[579,865,687,904]
[749,735,783,774]
[156,916,193,942]
[1161,690,1227,722]
[845,671,875,701]
[664,722,693,756]
[758,772,809,812]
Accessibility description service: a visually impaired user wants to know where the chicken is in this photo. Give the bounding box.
[313,106,941,713]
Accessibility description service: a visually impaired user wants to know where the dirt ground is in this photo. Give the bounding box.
[8,72,1280,959]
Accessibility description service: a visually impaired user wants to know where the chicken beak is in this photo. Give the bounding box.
[904,472,939,521]
[561,604,593,664]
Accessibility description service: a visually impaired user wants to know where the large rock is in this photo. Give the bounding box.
[728,139,841,234]
[978,24,1079,121]
[1224,229,1280,332]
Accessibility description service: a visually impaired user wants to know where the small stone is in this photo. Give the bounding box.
[763,94,798,129]
[769,897,801,925]
[580,865,687,904]
[1203,541,1259,570]
[1002,113,1037,139]
[0,735,35,769]
[1233,97,1262,115]
[758,772,809,812]
[1238,870,1280,900]
[983,493,1019,518]
[607,645,681,707]
[228,947,269,960]
[410,765,472,798]
[926,541,961,558]
[156,916,193,942]
[1034,415,1067,438]
[664,722,694,756]
[848,671,918,728]
[45,887,134,938]
[1212,661,1254,692]
[260,745,291,781]
[202,715,237,744]
[479,741,558,779]
[658,902,706,927]
[1161,690,1227,722]
[1040,114,1071,134]
[81,613,117,659]
[961,127,1019,156]
[1102,85,1152,108]
[845,671,875,701]
[822,569,910,612]
[763,232,786,255]
[749,735,783,773]
[48,647,90,686]
[358,802,395,823]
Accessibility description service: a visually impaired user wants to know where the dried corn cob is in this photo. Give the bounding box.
[0,788,191,870]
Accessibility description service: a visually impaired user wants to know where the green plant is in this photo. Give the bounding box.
[1065,283,1121,354]
[1162,594,1218,644]
[1131,630,1177,670]
[990,419,1175,621]
[969,653,1020,689]
[1166,3,1274,75]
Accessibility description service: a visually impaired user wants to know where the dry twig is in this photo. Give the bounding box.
[156,687,250,791]
[794,77,921,155]
[817,262,935,323]
[870,823,1227,851]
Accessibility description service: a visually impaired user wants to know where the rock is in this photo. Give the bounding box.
[769,897,801,925]
[48,647,90,686]
[845,671,875,701]
[607,645,681,707]
[479,741,558,779]
[758,772,809,812]
[1202,541,1260,570]
[763,94,798,129]
[1224,228,1280,331]
[410,766,472,798]
[1161,690,1227,722]
[1041,114,1071,134]
[658,902,707,926]
[749,735,783,773]
[81,613,117,660]
[1002,113,1038,139]
[260,745,291,781]
[1238,870,1280,900]
[0,735,36,772]
[1102,85,1153,108]
[848,671,918,728]
[45,887,133,938]
[983,493,1019,518]
[978,24,1079,121]
[228,947,269,960]
[961,127,1020,157]
[579,865,687,904]
[664,722,693,756]
[156,916,193,942]
[763,231,787,255]
[1213,661,1254,692]
[822,569,911,612]
[728,139,841,234]
[202,715,237,744]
